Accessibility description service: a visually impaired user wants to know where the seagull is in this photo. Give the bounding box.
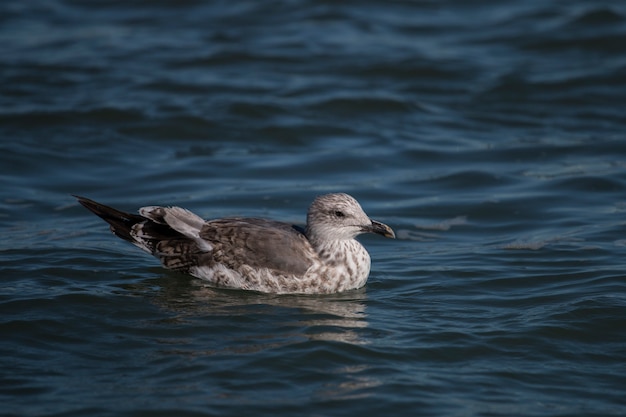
[74,193,395,294]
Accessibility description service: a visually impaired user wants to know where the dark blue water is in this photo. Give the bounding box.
[2,0,626,416]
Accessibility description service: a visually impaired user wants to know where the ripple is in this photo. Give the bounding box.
[2,0,626,416]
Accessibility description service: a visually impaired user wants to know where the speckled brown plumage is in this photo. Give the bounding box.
[75,193,395,294]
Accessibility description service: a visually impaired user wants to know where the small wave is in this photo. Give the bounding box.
[395,229,439,241]
[567,7,625,27]
[501,240,549,250]
[395,216,467,241]
[415,215,468,231]
[309,95,416,114]
[501,236,585,250]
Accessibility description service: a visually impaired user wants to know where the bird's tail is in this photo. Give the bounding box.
[74,195,145,244]
[74,196,203,272]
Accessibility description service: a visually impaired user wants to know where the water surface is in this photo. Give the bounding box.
[1,1,626,416]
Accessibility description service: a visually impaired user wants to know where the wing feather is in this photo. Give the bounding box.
[199,218,316,276]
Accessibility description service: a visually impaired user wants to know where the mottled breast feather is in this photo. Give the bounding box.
[199,218,317,276]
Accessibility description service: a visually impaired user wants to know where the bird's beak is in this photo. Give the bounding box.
[367,219,396,239]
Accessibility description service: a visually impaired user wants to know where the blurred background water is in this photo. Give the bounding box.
[1,0,626,416]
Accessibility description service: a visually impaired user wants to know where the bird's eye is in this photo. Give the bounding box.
[334,210,345,218]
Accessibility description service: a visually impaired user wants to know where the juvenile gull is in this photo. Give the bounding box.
[75,193,395,294]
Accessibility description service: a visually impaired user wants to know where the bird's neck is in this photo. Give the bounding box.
[315,239,370,267]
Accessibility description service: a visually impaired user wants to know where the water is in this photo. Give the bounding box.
[2,0,626,415]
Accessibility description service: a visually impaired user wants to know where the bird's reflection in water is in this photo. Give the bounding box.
[123,272,371,353]
[120,273,381,402]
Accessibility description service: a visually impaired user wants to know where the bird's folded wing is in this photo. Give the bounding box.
[199,218,316,276]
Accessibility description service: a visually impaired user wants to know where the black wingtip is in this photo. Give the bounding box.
[73,195,144,242]
[73,194,94,208]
